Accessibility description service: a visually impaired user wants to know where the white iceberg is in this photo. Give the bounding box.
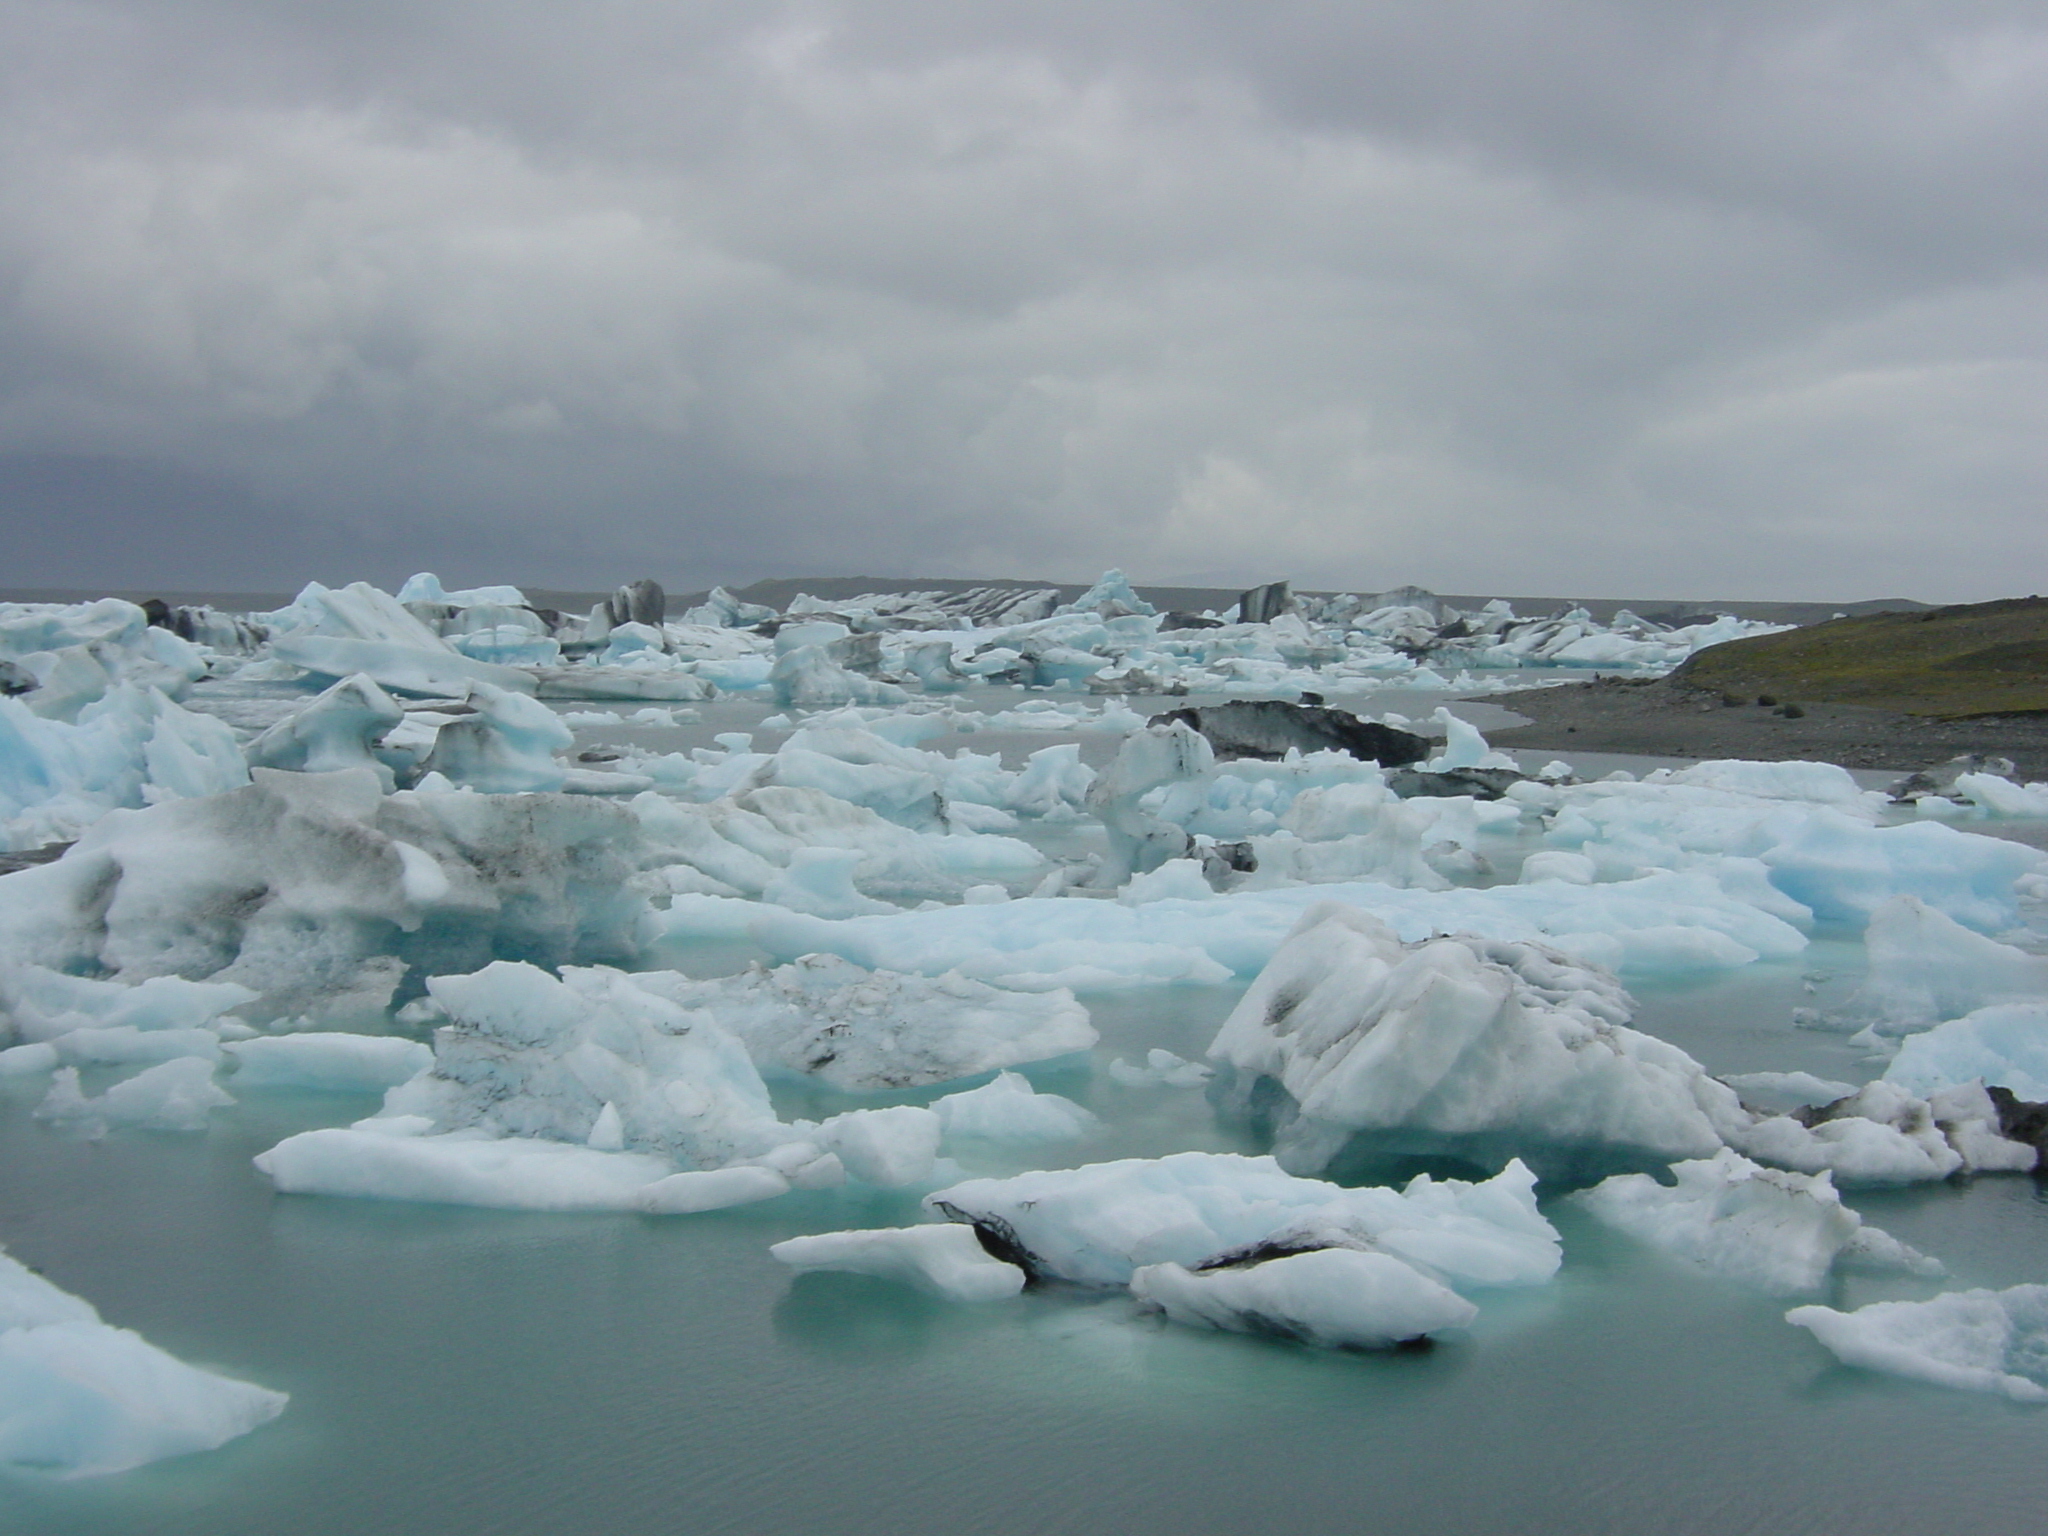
[630,954,1096,1091]
[1788,1286,2048,1402]
[0,768,652,1023]
[1130,1248,1476,1349]
[933,1071,1095,1144]
[771,1224,1026,1301]
[35,1058,234,1134]
[1207,902,1742,1179]
[1885,1003,2048,1104]
[0,1243,286,1476]
[1854,895,2048,1029]
[1573,1149,1938,1294]
[223,1033,434,1092]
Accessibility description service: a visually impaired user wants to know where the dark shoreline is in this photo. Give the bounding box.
[1489,677,2048,780]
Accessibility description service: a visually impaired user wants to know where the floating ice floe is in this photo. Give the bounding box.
[1,683,248,850]
[253,954,1091,1210]
[1884,1003,2048,1104]
[1129,1248,1477,1350]
[223,1033,434,1092]
[774,1151,1555,1350]
[35,1058,234,1135]
[924,1152,1560,1291]
[264,581,537,698]
[624,955,1096,1091]
[1852,895,2048,1030]
[1573,1149,1940,1294]
[1788,1286,2048,1402]
[663,858,1812,995]
[771,1224,1027,1302]
[0,1242,287,1476]
[931,1071,1095,1143]
[634,783,1043,908]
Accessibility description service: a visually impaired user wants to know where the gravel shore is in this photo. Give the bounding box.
[1489,676,2048,780]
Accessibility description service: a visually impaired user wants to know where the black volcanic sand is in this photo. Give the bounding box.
[1490,676,2048,779]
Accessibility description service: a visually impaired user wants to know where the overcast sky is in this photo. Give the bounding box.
[3,1,2044,601]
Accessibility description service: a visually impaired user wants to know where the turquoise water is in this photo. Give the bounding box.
[5,985,2048,1536]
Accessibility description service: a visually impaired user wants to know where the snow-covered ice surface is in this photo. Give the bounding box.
[4,574,2048,1529]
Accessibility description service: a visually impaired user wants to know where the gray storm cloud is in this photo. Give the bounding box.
[0,0,2043,599]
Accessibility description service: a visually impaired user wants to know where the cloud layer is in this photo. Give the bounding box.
[2,1,2044,599]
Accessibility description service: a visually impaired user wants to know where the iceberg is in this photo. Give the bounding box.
[1207,902,1742,1180]
[925,1153,1560,1292]
[35,1058,234,1134]
[1854,895,2048,1029]
[224,1033,434,1092]
[1788,1286,2048,1402]
[0,1243,286,1476]
[243,674,407,789]
[628,954,1096,1091]
[1884,1003,2048,1104]
[257,1125,682,1211]
[771,1224,1027,1301]
[0,768,652,1023]
[1573,1149,1938,1294]
[1130,1248,1476,1349]
[932,1071,1095,1143]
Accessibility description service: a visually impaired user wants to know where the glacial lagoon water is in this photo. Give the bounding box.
[6,686,2048,1533]
[7,999,2048,1536]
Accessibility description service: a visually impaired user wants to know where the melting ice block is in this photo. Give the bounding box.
[772,1225,1026,1301]
[0,1244,286,1475]
[223,1033,433,1092]
[925,1152,1560,1292]
[1884,1003,2048,1103]
[1206,902,1743,1180]
[1854,895,2048,1029]
[1131,1248,1477,1349]
[36,1058,234,1134]
[1788,1286,2048,1402]
[243,673,405,788]
[631,954,1095,1091]
[933,1071,1095,1143]
[256,1124,679,1210]
[1573,1149,1938,1294]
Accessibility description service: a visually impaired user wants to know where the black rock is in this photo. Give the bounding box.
[1159,611,1225,631]
[1385,766,1526,800]
[141,597,172,627]
[1237,580,1293,625]
[1988,1086,2048,1170]
[605,579,667,629]
[0,658,35,696]
[0,841,72,876]
[1200,841,1258,884]
[1150,701,1429,766]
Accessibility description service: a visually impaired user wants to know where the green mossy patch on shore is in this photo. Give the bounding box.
[1672,596,2048,718]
